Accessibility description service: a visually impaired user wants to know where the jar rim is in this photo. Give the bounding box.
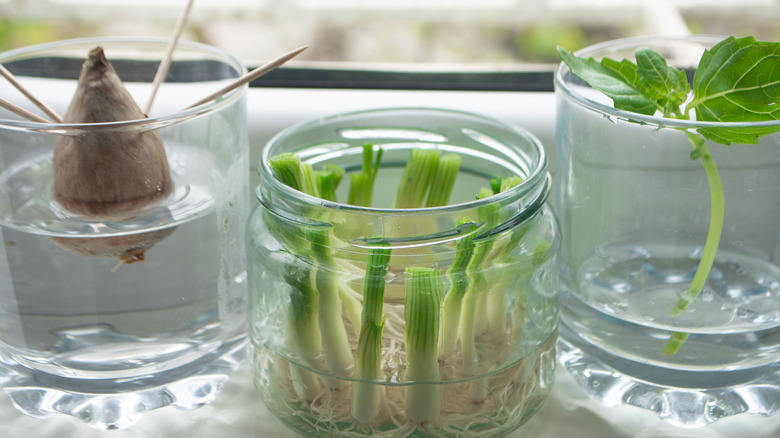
[554,34,780,130]
[0,36,248,132]
[258,106,549,216]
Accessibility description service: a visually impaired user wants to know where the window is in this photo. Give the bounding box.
[1,0,778,91]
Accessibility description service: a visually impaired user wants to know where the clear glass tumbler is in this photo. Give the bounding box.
[554,36,780,427]
[0,38,249,429]
[247,108,560,437]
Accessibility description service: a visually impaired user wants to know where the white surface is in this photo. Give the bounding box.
[2,361,779,437]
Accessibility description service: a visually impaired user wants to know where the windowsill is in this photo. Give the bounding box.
[2,359,779,437]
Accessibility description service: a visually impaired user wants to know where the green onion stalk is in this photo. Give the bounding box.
[471,185,508,338]
[425,153,462,207]
[387,148,464,360]
[384,146,460,416]
[351,319,385,423]
[339,283,364,340]
[404,267,444,424]
[458,188,501,402]
[459,187,502,355]
[348,143,383,207]
[309,228,355,381]
[340,143,385,340]
[351,245,392,424]
[270,153,355,387]
[391,147,465,358]
[438,217,478,359]
[484,176,526,339]
[393,148,441,208]
[299,162,320,199]
[268,153,330,400]
[505,240,552,347]
[317,164,345,202]
[269,153,338,402]
[283,264,324,401]
[268,152,304,191]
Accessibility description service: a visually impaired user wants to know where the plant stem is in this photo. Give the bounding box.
[268,153,329,398]
[393,148,440,208]
[309,228,354,378]
[348,173,370,206]
[338,284,363,338]
[485,175,527,338]
[458,241,490,375]
[283,264,324,401]
[438,218,478,359]
[352,245,391,423]
[269,153,303,191]
[351,320,385,424]
[299,162,320,199]
[663,132,726,355]
[459,188,502,402]
[458,187,501,366]
[404,267,443,424]
[317,165,344,202]
[348,143,382,207]
[361,246,392,324]
[425,153,461,207]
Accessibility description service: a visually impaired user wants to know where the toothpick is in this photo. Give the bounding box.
[0,96,53,123]
[144,0,196,115]
[181,45,308,111]
[0,64,63,123]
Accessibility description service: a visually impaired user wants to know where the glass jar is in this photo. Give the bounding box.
[0,37,249,429]
[247,108,560,437]
[554,35,780,427]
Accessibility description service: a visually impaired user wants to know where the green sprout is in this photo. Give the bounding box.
[351,244,392,424]
[348,143,382,207]
[403,266,444,424]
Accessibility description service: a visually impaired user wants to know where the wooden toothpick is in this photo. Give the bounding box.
[181,45,308,111]
[0,64,63,123]
[144,0,196,115]
[0,96,53,123]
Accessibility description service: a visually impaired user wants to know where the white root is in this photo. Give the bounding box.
[256,296,556,437]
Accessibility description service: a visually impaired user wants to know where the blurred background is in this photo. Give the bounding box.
[1,0,778,71]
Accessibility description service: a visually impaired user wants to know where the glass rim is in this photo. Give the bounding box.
[259,106,549,216]
[0,36,248,131]
[554,34,780,129]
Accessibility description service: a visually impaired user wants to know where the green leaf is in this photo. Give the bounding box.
[635,47,689,117]
[689,36,780,144]
[698,124,780,145]
[557,46,659,115]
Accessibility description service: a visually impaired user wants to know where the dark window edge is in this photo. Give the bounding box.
[5,57,555,92]
[250,67,555,92]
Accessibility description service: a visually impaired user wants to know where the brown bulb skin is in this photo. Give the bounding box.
[51,46,175,262]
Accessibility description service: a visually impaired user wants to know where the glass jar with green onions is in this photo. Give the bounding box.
[247,108,559,437]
